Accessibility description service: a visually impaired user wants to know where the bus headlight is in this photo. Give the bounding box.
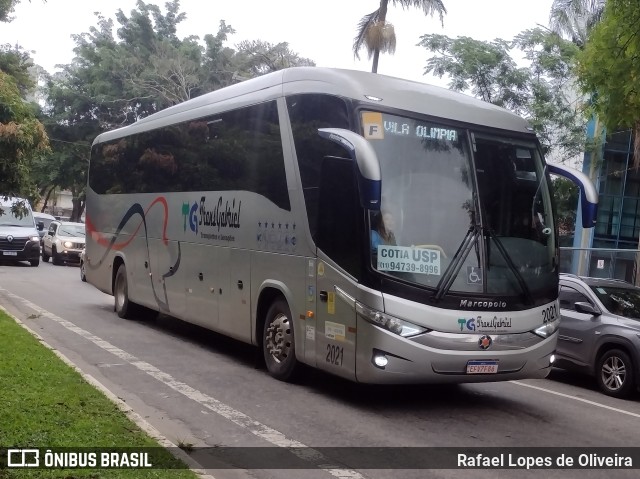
[533,320,559,338]
[355,302,428,337]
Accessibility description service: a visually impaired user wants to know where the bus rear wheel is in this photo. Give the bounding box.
[114,264,136,319]
[263,298,301,381]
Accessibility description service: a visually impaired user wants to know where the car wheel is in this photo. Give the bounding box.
[42,248,49,262]
[262,298,301,381]
[80,260,86,282]
[29,258,39,267]
[51,246,61,265]
[596,349,635,398]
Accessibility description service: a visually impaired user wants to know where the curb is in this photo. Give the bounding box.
[0,304,217,479]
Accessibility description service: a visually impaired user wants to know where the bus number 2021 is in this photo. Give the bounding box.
[326,344,344,366]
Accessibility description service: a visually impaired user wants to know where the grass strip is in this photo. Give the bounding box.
[0,310,200,478]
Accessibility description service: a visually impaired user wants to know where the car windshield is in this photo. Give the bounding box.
[362,110,556,297]
[59,224,85,237]
[589,285,640,320]
[0,205,35,227]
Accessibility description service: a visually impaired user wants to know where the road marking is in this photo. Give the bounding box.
[0,289,364,479]
[512,381,640,419]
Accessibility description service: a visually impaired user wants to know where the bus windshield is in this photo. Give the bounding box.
[363,110,556,297]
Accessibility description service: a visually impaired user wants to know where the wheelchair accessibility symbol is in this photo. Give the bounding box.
[467,266,483,285]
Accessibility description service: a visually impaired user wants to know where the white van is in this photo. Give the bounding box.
[0,197,42,267]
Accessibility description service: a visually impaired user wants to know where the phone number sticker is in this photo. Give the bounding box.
[377,245,441,275]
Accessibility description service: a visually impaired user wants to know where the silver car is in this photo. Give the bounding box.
[42,220,86,265]
[557,274,640,398]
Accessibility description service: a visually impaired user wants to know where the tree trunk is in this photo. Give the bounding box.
[70,195,86,222]
[371,0,389,74]
[41,186,55,212]
[372,50,380,73]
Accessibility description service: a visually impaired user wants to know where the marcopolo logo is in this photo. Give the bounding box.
[459,299,507,309]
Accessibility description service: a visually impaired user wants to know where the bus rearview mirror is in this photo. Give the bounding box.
[317,128,381,211]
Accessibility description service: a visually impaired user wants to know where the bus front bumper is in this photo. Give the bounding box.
[355,317,556,384]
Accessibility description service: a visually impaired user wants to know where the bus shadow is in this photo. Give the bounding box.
[546,367,599,392]
[106,309,554,415]
[136,312,261,371]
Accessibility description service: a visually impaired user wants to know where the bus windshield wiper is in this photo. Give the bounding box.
[484,226,533,305]
[434,224,481,301]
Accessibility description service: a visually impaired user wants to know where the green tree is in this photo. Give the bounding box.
[39,0,314,219]
[1,0,45,23]
[234,40,315,77]
[353,0,446,73]
[552,176,579,241]
[419,29,585,162]
[549,0,605,48]
[0,71,49,203]
[576,0,640,168]
[0,44,36,96]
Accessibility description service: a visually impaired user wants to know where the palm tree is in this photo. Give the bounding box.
[353,0,447,73]
[549,0,605,48]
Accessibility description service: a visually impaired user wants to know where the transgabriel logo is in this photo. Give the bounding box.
[5,449,153,468]
[182,196,241,235]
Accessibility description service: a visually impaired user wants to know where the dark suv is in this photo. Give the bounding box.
[557,274,640,398]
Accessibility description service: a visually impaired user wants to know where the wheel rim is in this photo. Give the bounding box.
[601,356,627,391]
[115,274,126,311]
[81,263,85,278]
[265,312,292,364]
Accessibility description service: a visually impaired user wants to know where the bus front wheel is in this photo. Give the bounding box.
[263,298,301,381]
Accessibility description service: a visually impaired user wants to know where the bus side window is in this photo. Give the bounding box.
[286,94,351,241]
[316,156,362,278]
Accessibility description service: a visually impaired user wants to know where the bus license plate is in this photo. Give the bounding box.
[466,360,498,374]
[2,251,17,256]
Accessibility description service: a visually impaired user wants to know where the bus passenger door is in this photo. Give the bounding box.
[217,247,251,342]
[183,243,219,329]
[316,258,358,380]
[313,156,362,381]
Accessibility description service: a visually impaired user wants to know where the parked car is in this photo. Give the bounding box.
[42,220,85,265]
[0,196,41,267]
[33,212,56,245]
[79,249,86,281]
[557,273,640,398]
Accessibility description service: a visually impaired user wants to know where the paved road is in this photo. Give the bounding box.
[1,259,640,479]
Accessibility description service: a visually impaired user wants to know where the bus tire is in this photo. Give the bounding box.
[114,263,136,320]
[263,298,301,382]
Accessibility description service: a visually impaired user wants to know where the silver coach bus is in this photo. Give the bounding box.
[85,67,597,384]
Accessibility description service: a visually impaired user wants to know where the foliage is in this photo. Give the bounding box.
[234,40,315,76]
[0,71,49,204]
[576,0,640,168]
[549,0,606,48]
[0,0,17,21]
[552,176,579,237]
[353,0,447,73]
[0,44,35,96]
[0,0,44,23]
[36,0,314,220]
[419,28,586,163]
